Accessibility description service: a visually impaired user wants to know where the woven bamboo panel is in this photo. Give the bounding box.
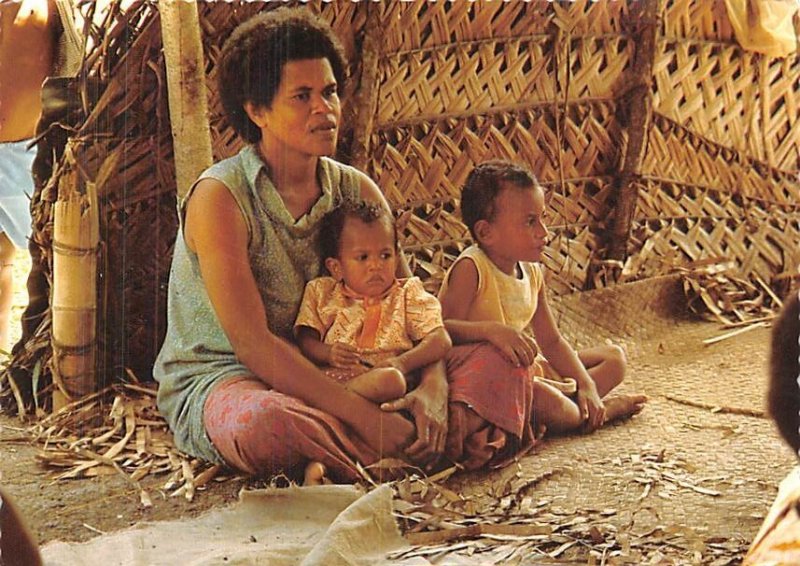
[625,213,800,284]
[661,0,735,42]
[378,0,629,55]
[644,113,796,203]
[636,178,800,223]
[653,37,800,172]
[623,178,800,283]
[541,227,601,295]
[759,54,800,171]
[376,35,631,126]
[636,182,741,220]
[371,101,621,208]
[85,137,178,380]
[653,39,759,156]
[371,111,555,207]
[546,178,616,227]
[376,37,557,125]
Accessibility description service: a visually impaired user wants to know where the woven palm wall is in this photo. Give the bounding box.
[3,0,798,408]
[360,0,800,296]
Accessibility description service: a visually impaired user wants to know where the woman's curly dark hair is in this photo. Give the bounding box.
[217,8,348,143]
[320,200,397,260]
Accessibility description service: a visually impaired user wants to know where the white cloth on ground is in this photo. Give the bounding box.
[40,484,417,566]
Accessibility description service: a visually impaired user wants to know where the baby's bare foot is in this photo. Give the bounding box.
[303,461,328,486]
[604,394,648,423]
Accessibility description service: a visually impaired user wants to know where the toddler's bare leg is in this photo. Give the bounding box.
[578,345,647,422]
[345,367,406,403]
[532,380,583,434]
[603,394,648,422]
[578,344,627,398]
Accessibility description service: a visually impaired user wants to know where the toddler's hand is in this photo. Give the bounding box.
[576,384,606,432]
[329,342,361,369]
[485,323,539,367]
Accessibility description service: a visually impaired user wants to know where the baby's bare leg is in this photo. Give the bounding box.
[345,367,406,403]
[532,380,583,434]
[578,344,627,398]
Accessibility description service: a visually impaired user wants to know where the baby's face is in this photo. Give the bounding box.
[330,216,397,298]
[489,183,549,263]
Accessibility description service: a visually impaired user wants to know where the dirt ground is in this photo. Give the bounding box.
[0,250,794,564]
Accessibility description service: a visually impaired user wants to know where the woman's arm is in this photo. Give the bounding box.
[531,284,605,431]
[296,326,361,369]
[295,326,331,366]
[185,179,414,454]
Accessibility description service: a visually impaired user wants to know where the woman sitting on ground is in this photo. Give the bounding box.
[153,8,447,483]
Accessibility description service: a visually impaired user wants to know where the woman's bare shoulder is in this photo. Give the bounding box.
[185,178,246,252]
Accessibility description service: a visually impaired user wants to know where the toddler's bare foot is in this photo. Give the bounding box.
[603,394,648,423]
[303,461,328,486]
[534,422,547,441]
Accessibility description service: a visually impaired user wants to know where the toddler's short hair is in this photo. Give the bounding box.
[460,160,539,241]
[217,8,348,144]
[767,290,800,455]
[320,200,397,260]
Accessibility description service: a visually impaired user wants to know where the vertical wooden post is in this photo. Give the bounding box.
[159,0,213,199]
[607,0,663,261]
[349,2,383,172]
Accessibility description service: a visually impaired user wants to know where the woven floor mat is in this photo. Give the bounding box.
[549,274,692,352]
[632,320,769,414]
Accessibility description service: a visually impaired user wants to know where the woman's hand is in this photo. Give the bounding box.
[485,322,539,368]
[381,362,448,466]
[353,409,416,458]
[576,382,605,432]
[329,342,361,369]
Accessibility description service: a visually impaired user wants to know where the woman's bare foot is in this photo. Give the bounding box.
[603,394,648,423]
[303,461,328,486]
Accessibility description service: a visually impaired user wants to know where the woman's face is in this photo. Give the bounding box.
[250,58,341,158]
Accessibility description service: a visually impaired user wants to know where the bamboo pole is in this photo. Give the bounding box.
[159,0,213,199]
[51,144,99,410]
[606,0,663,261]
[348,2,383,172]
